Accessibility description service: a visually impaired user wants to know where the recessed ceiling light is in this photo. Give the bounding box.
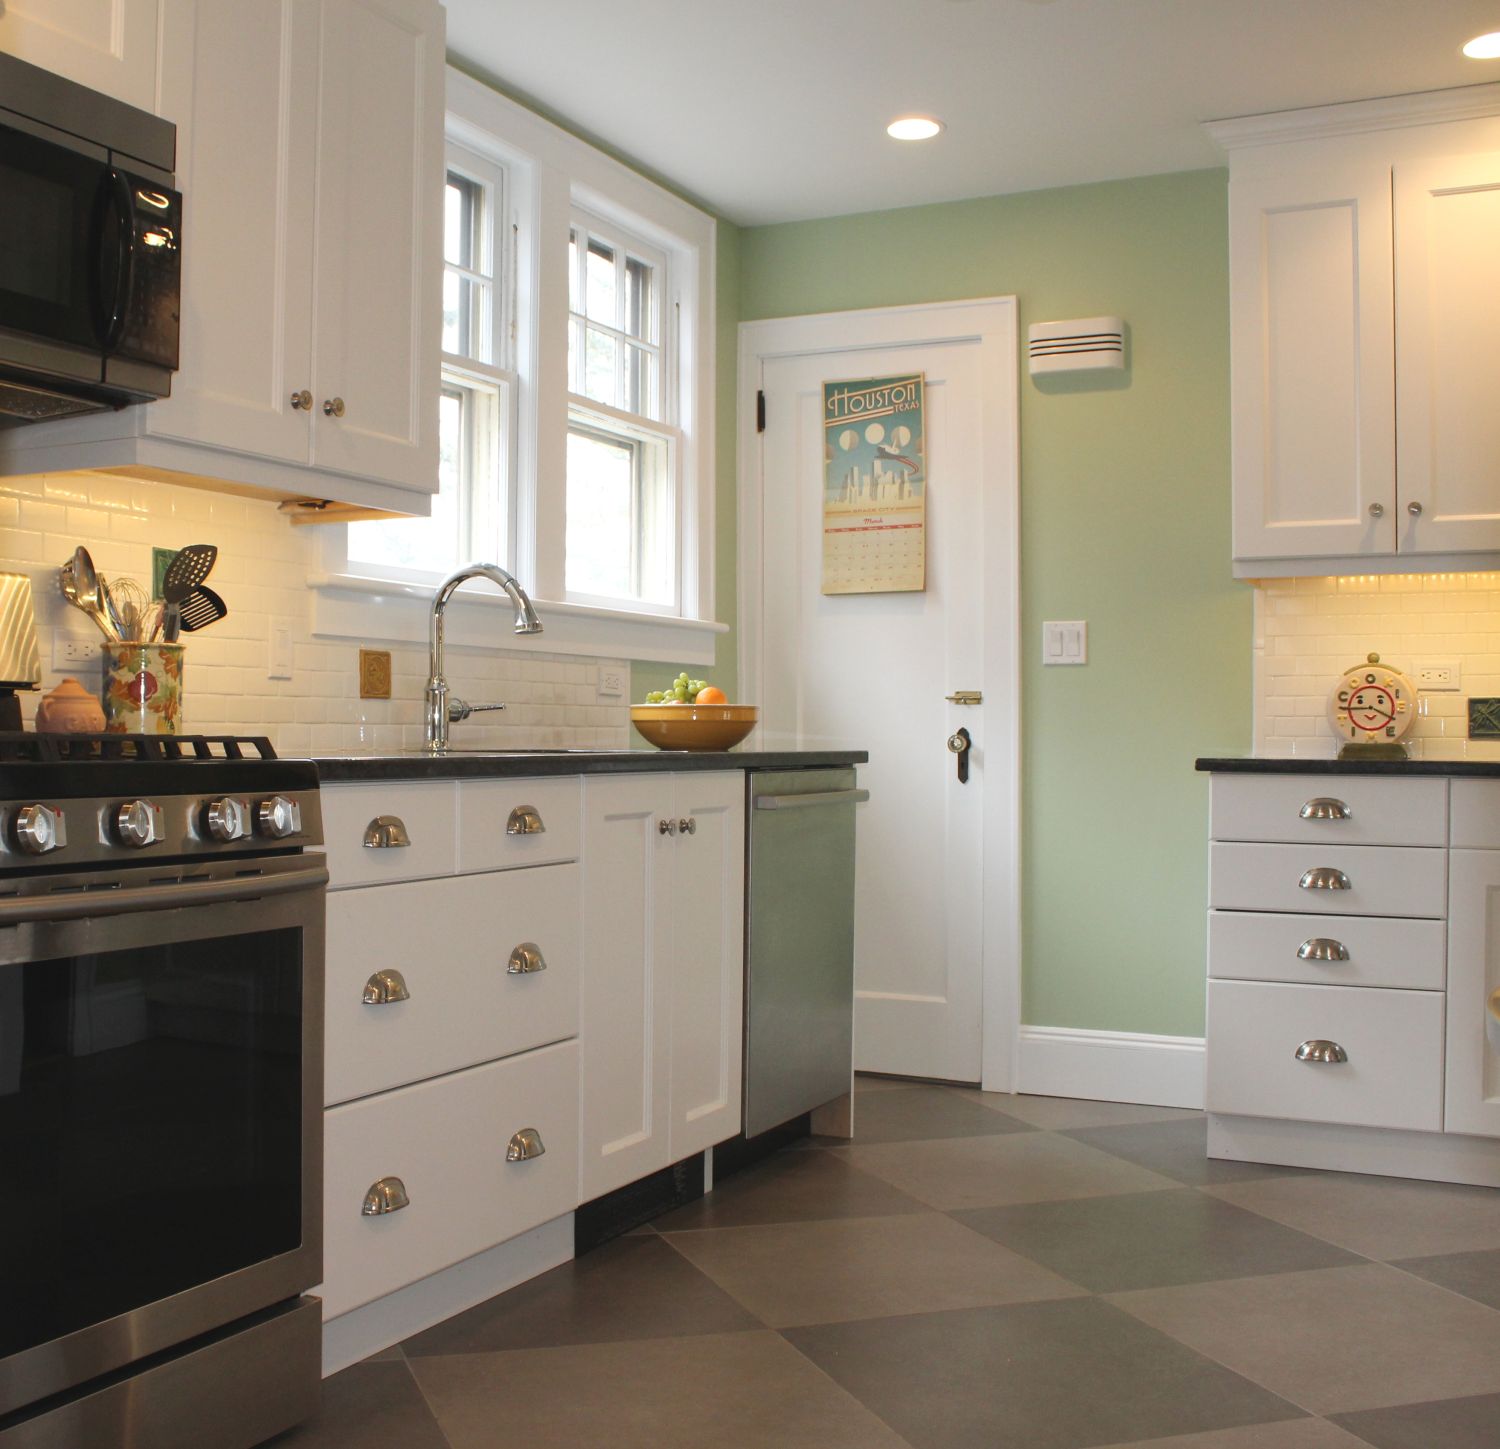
[1463,31,1500,58]
[887,116,944,141]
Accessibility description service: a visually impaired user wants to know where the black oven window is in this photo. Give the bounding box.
[0,929,303,1360]
[0,166,72,305]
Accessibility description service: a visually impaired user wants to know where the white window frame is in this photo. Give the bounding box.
[314,68,723,667]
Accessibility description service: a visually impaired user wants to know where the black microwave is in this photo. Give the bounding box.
[0,52,181,425]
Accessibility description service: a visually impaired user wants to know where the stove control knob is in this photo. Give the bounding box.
[204,797,250,843]
[256,795,302,840]
[116,800,163,849]
[14,803,66,855]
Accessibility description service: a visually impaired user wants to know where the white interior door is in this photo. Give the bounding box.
[744,300,1019,1086]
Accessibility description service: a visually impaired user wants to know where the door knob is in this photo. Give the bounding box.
[947,727,971,784]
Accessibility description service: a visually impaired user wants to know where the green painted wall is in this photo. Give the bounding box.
[737,169,1250,1037]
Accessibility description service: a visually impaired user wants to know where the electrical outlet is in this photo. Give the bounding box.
[1415,658,1462,691]
[52,635,98,670]
[597,666,626,699]
[358,649,392,699]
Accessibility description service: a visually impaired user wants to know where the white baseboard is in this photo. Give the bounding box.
[1015,1025,1205,1109]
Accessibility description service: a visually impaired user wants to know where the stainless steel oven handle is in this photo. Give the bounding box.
[753,789,870,811]
[0,862,329,925]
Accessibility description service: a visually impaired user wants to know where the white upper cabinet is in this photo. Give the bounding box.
[1216,90,1500,575]
[1395,152,1500,556]
[0,0,159,112]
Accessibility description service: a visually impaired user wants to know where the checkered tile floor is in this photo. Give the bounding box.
[272,1078,1500,1448]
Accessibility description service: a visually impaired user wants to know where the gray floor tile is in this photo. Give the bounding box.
[1393,1246,1500,1309]
[955,1090,1201,1130]
[955,1187,1363,1293]
[854,1072,926,1093]
[655,1145,927,1230]
[839,1084,1033,1142]
[1094,1421,1368,1448]
[401,1234,760,1356]
[664,1210,1085,1326]
[1067,1116,1309,1185]
[409,1330,914,1449]
[1111,1262,1500,1415]
[785,1297,1303,1449]
[1330,1391,1500,1448]
[266,1361,448,1449]
[1207,1172,1500,1261]
[839,1128,1180,1209]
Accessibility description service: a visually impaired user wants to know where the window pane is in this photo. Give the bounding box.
[566,415,674,606]
[444,172,480,270]
[625,255,653,343]
[568,230,580,314]
[583,325,618,407]
[585,236,616,326]
[443,272,487,362]
[625,343,656,416]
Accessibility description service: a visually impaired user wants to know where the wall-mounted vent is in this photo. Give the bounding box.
[1027,317,1125,375]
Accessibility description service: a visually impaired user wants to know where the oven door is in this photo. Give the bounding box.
[0,853,325,1419]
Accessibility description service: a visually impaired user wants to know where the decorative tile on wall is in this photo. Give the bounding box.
[0,471,631,756]
[1254,573,1500,761]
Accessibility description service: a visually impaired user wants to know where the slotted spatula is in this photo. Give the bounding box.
[155,544,218,641]
[177,584,228,633]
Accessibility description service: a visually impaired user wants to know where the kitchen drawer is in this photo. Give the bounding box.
[1210,774,1447,848]
[1209,841,1447,918]
[321,782,457,889]
[325,865,580,1105]
[457,777,581,873]
[1206,979,1443,1132]
[1450,780,1500,850]
[321,1040,579,1319]
[1208,910,1446,991]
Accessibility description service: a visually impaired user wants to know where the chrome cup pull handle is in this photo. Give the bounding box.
[1295,1039,1349,1065]
[1300,797,1351,821]
[362,1176,410,1215]
[364,814,411,848]
[1300,867,1350,891]
[506,805,545,836]
[362,968,411,1004]
[507,942,547,975]
[1297,937,1350,963]
[506,1127,546,1162]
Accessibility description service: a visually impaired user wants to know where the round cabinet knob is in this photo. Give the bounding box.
[1368,502,1385,518]
[256,795,302,840]
[322,396,345,418]
[290,389,312,410]
[1408,501,1424,516]
[13,803,65,855]
[679,817,696,835]
[116,799,162,848]
[204,797,249,843]
[659,818,678,836]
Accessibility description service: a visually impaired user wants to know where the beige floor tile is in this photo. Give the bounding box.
[1093,1419,1367,1448]
[954,1090,1199,1131]
[409,1330,914,1449]
[1208,1171,1500,1259]
[838,1130,1179,1209]
[664,1211,1085,1326]
[1111,1262,1500,1415]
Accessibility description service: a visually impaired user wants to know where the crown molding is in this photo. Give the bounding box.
[1205,82,1500,151]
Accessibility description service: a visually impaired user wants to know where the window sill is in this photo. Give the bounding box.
[309,571,727,665]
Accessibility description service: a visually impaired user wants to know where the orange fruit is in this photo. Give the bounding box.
[694,685,727,705]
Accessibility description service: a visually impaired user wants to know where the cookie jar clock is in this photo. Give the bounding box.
[1327,653,1415,759]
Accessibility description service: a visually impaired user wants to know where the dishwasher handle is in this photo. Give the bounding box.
[754,788,869,811]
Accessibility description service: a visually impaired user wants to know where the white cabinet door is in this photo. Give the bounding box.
[1395,153,1500,556]
[666,772,744,1162]
[308,0,442,494]
[1445,849,1500,1138]
[148,2,317,465]
[578,775,674,1202]
[1230,162,1395,561]
[0,0,159,111]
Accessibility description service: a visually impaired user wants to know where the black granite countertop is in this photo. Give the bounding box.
[311,748,868,783]
[1197,756,1500,778]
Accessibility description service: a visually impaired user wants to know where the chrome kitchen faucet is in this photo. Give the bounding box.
[424,562,543,751]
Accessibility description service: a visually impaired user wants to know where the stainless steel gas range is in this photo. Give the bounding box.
[0,733,325,1449]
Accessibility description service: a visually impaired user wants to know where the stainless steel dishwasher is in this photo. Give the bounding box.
[743,767,868,1137]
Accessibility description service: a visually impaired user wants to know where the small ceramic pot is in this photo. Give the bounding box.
[102,643,184,735]
[35,677,106,734]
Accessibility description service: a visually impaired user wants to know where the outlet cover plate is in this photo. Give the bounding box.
[359,649,392,699]
[597,666,626,698]
[51,634,98,670]
[1415,658,1462,691]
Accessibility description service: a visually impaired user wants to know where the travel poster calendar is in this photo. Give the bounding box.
[821,372,927,594]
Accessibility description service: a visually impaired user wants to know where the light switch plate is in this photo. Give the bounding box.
[267,623,293,681]
[1042,620,1088,665]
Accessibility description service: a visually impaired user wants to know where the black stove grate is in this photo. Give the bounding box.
[0,733,277,764]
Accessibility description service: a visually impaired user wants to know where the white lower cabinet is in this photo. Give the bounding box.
[578,772,745,1203]
[1445,848,1500,1137]
[321,1041,578,1319]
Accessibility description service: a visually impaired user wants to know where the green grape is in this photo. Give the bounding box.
[645,691,664,703]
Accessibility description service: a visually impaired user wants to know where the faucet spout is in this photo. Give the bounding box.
[425,562,543,751]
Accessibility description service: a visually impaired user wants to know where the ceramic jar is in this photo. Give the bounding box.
[102,643,184,735]
[35,677,106,734]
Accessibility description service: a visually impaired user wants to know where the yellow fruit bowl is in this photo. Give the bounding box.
[630,703,758,752]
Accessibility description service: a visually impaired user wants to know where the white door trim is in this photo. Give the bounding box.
[737,298,1021,1093]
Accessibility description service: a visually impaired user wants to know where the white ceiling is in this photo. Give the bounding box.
[444,0,1500,226]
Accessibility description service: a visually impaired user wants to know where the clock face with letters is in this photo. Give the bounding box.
[1327,657,1415,745]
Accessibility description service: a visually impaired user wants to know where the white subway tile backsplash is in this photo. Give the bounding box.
[0,471,633,754]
